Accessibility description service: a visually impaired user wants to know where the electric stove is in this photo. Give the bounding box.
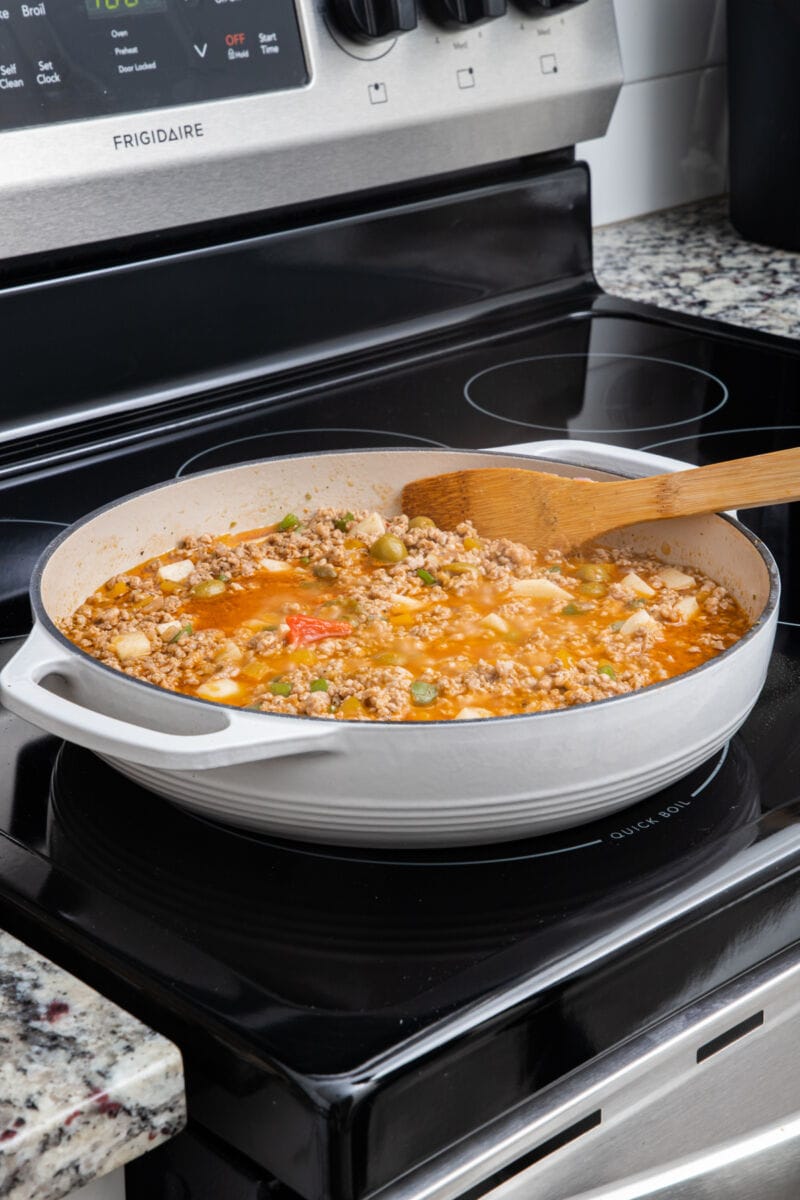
[2,162,800,1200]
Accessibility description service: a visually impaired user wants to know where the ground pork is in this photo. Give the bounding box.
[58,507,752,722]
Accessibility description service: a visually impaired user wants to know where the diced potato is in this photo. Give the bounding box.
[619,609,660,637]
[351,512,385,542]
[389,593,425,611]
[196,677,241,701]
[657,567,695,591]
[258,557,292,573]
[440,562,477,575]
[456,706,493,720]
[158,559,194,583]
[215,639,243,666]
[675,596,700,621]
[389,612,416,627]
[112,631,152,661]
[511,578,571,602]
[156,620,183,642]
[241,658,273,681]
[619,571,655,598]
[480,612,510,635]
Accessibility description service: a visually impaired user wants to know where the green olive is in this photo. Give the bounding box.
[408,516,437,530]
[410,680,439,706]
[369,534,408,563]
[576,563,612,582]
[192,578,227,599]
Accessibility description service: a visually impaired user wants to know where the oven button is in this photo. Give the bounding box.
[328,0,417,41]
[424,0,505,26]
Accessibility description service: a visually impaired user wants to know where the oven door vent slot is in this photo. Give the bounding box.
[462,1111,602,1200]
[696,1010,765,1063]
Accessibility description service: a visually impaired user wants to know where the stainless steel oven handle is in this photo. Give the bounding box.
[563,1110,800,1200]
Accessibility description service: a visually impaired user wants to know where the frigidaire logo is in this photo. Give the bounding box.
[112,122,205,150]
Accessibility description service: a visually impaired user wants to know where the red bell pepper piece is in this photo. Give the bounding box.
[286,614,353,647]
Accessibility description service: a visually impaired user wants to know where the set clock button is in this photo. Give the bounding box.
[425,0,505,25]
[35,58,62,85]
[328,0,417,42]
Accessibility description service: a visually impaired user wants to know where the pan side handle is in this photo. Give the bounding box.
[0,625,340,771]
[493,439,695,477]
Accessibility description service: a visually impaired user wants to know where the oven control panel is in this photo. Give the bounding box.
[0,0,621,259]
[0,0,308,132]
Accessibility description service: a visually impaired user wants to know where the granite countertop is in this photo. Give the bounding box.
[0,930,185,1200]
[593,197,800,343]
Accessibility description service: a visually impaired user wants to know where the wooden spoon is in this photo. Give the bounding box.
[401,447,800,552]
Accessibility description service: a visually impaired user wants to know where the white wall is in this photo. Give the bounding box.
[577,0,728,227]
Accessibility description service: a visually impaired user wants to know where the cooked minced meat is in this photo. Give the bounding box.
[59,508,751,722]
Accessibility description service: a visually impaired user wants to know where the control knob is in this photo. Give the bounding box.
[425,0,506,26]
[514,0,587,11]
[329,0,418,40]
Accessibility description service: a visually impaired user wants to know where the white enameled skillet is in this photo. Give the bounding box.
[0,443,779,847]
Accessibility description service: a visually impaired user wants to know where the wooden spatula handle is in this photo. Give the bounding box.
[606,445,800,523]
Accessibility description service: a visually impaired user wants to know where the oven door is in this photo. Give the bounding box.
[125,939,800,1200]
[379,938,800,1200]
[564,1112,800,1200]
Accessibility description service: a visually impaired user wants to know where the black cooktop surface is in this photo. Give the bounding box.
[6,309,800,616]
[3,305,800,1199]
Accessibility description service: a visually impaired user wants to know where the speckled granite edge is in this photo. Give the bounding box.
[0,930,185,1200]
[593,198,800,343]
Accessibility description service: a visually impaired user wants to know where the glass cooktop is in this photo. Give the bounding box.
[3,307,800,1198]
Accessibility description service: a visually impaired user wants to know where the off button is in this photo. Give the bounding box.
[224,31,249,59]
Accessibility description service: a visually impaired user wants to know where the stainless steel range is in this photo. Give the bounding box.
[0,0,618,258]
[2,3,800,1200]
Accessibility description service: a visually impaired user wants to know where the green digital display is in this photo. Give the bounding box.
[85,0,168,17]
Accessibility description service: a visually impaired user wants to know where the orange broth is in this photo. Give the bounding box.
[69,515,752,722]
